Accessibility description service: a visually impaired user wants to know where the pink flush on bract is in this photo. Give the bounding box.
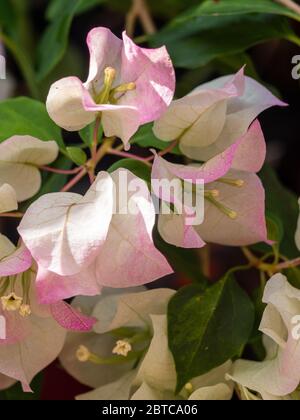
[46,27,175,149]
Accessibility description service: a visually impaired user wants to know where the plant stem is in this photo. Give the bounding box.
[0,32,40,100]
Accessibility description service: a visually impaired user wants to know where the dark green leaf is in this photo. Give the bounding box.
[0,97,64,148]
[108,158,151,185]
[177,0,300,23]
[168,274,254,391]
[38,0,107,81]
[152,14,298,69]
[66,147,87,166]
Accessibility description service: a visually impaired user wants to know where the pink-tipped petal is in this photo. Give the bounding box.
[232,120,266,173]
[18,172,114,277]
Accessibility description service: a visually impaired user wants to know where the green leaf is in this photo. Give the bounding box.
[66,147,87,166]
[153,227,208,287]
[259,164,299,258]
[0,0,17,37]
[177,0,300,23]
[108,158,151,185]
[152,14,298,69]
[0,97,64,148]
[284,267,300,289]
[168,274,254,391]
[132,123,181,155]
[37,0,106,81]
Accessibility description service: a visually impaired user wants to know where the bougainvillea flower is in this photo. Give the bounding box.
[0,136,59,201]
[131,315,233,401]
[18,169,172,303]
[153,67,286,161]
[59,288,232,400]
[59,288,174,398]
[153,120,268,247]
[0,236,32,277]
[229,273,300,399]
[46,27,175,149]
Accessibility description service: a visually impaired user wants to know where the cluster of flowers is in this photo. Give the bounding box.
[0,27,299,400]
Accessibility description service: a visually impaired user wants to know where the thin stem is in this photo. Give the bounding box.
[0,32,40,99]
[108,148,152,167]
[274,0,300,15]
[126,0,156,38]
[41,166,82,175]
[0,212,24,218]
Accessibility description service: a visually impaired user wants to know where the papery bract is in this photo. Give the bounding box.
[46,27,175,149]
[18,169,172,303]
[153,67,286,161]
[0,373,16,391]
[0,184,17,214]
[0,136,59,201]
[131,315,233,401]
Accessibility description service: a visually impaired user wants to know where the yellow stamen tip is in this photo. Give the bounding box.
[228,210,238,220]
[126,82,136,91]
[1,293,23,312]
[235,180,244,187]
[76,345,91,363]
[211,189,219,197]
[112,340,132,357]
[19,304,31,317]
[104,67,116,82]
